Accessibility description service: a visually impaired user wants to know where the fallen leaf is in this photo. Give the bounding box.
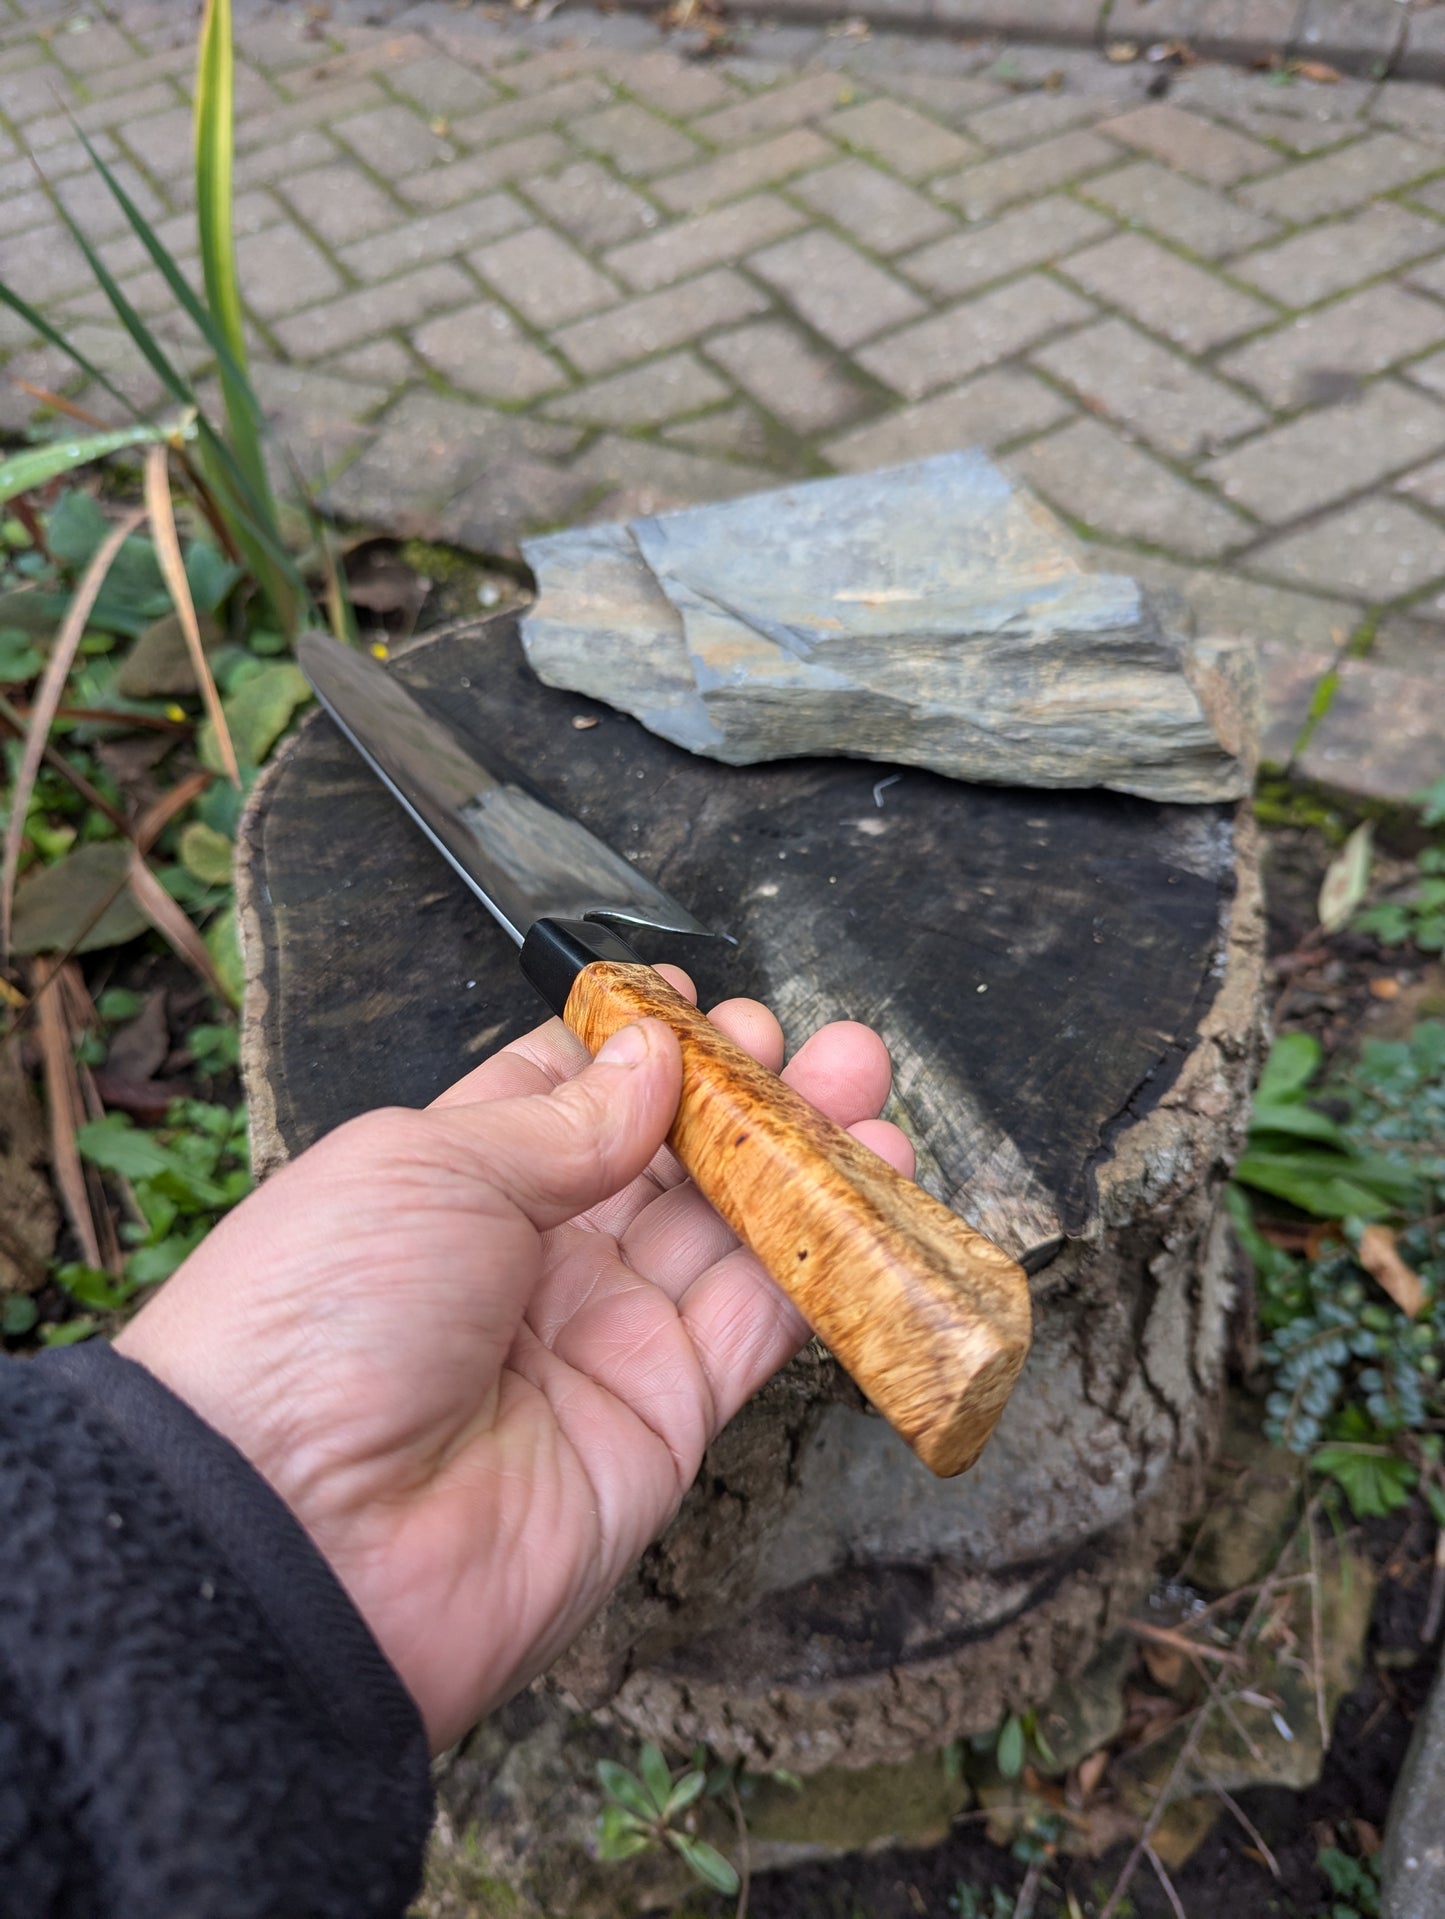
[11,843,148,956]
[1293,58,1342,82]
[127,852,229,1000]
[1076,1748,1110,1798]
[105,987,171,1083]
[114,610,222,698]
[1369,977,1401,1000]
[1105,39,1140,60]
[1318,821,1372,933]
[571,715,599,731]
[1358,1223,1425,1318]
[0,1041,58,1293]
[1142,1643,1185,1690]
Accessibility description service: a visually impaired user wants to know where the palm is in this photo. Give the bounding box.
[117,974,910,1750]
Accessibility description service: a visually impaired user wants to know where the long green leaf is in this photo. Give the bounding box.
[0,277,138,417]
[0,419,186,506]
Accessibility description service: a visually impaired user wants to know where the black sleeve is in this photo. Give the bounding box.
[0,1343,434,1919]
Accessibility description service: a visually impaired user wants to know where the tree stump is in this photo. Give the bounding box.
[237,613,1266,1772]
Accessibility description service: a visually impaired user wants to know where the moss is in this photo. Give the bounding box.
[739,1750,970,1853]
[1253,775,1350,839]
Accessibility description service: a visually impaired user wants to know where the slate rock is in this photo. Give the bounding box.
[1382,1658,1445,1917]
[522,452,1255,806]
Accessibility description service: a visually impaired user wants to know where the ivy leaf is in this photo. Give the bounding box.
[668,1832,740,1895]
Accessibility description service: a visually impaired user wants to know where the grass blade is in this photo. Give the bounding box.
[143,443,239,786]
[195,0,245,379]
[0,277,138,417]
[0,418,185,507]
[33,954,108,1271]
[1,504,146,962]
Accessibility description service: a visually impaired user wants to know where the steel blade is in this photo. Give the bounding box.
[297,630,713,945]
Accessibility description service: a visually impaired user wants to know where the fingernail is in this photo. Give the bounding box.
[596,1021,650,1067]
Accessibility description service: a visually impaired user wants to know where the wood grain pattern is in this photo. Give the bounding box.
[565,961,1032,1477]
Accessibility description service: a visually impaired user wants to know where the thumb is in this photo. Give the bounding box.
[432,1017,683,1232]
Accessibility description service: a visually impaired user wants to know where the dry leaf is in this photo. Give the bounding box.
[126,851,228,1000]
[1077,1748,1110,1798]
[33,957,106,1271]
[1370,978,1401,1000]
[1105,39,1139,61]
[144,445,239,786]
[1142,1642,1185,1689]
[1318,821,1372,933]
[1358,1223,1425,1318]
[1,506,145,961]
[1293,58,1342,82]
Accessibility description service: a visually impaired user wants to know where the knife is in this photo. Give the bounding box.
[297,629,1031,1477]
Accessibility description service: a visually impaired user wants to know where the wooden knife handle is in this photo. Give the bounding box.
[522,919,1031,1477]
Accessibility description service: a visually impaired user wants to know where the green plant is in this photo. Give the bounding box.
[948,1886,1014,1919]
[1318,1842,1381,1918]
[1234,1024,1445,1514]
[595,1742,740,1897]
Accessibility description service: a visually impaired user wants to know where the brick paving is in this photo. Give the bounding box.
[2,3,1445,797]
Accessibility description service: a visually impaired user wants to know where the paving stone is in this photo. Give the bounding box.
[493,47,611,98]
[437,456,599,556]
[570,100,701,178]
[652,128,837,214]
[822,365,1074,470]
[272,260,475,360]
[50,19,139,76]
[1256,641,1338,764]
[449,76,615,149]
[1233,203,1445,308]
[1078,159,1279,259]
[1397,453,1445,513]
[554,268,770,376]
[823,98,980,181]
[1299,659,1445,802]
[1407,251,1445,304]
[321,337,418,389]
[1406,174,1445,219]
[1009,418,1252,560]
[605,195,803,293]
[386,53,497,118]
[97,191,278,278]
[869,69,1007,121]
[1098,100,1279,189]
[542,350,730,427]
[411,301,568,401]
[470,227,620,329]
[1242,131,1442,223]
[234,80,388,154]
[1247,496,1445,600]
[1400,3,1445,84]
[1292,0,1406,73]
[340,194,529,281]
[787,157,953,255]
[1367,615,1445,678]
[1088,540,1360,653]
[1368,80,1445,151]
[930,0,1101,39]
[111,101,195,179]
[234,129,341,194]
[245,360,391,476]
[663,402,778,463]
[856,273,1095,401]
[964,91,1109,153]
[1202,380,1445,523]
[398,135,572,210]
[519,160,658,252]
[1059,231,1274,354]
[604,49,736,116]
[1033,317,1267,460]
[48,161,168,245]
[701,317,869,435]
[692,70,847,147]
[900,196,1112,299]
[1218,102,1362,157]
[570,434,778,519]
[0,188,54,242]
[278,163,406,248]
[934,129,1122,220]
[235,223,344,321]
[746,228,926,350]
[0,222,90,305]
[333,100,457,176]
[1219,285,1445,408]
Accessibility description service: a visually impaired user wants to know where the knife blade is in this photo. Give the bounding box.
[298,629,1031,1477]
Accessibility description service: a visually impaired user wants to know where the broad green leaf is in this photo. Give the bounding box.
[0,421,186,507]
[2,1296,38,1336]
[664,1771,707,1820]
[1312,1444,1416,1518]
[11,841,148,955]
[995,1713,1025,1780]
[1318,821,1372,934]
[595,1762,655,1822]
[185,537,241,614]
[76,1113,174,1180]
[0,630,44,681]
[1248,1102,1348,1147]
[1256,1032,1322,1105]
[115,610,222,698]
[668,1833,739,1895]
[125,1232,205,1286]
[639,1743,673,1818]
[199,660,310,770]
[179,820,235,887]
[204,901,244,1008]
[55,1262,136,1311]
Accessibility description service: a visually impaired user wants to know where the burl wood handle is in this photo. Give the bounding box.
[534,932,1032,1477]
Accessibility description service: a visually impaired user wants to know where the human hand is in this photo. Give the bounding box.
[115,974,912,1751]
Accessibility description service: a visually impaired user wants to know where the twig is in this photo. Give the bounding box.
[1126,1618,1247,1668]
[1145,1843,1188,1919]
[1013,1854,1048,1919]
[727,1781,750,1919]
[1099,1700,1214,1919]
[1306,1502,1329,1749]
[1214,1785,1280,1878]
[33,956,107,1271]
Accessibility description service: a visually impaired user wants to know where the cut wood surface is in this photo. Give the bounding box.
[238,613,1266,1771]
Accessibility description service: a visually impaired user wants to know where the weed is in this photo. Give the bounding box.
[596,1742,741,1898]
[1317,1842,1381,1918]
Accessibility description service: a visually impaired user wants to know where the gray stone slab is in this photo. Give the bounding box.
[1032,316,1267,460]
